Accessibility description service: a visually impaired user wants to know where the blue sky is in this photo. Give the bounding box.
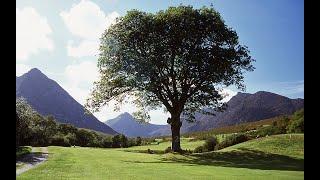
[16,0,304,124]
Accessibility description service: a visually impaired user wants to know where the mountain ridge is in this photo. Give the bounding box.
[16,68,118,135]
[105,91,303,137]
[104,112,169,137]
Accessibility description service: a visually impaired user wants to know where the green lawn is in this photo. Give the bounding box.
[17,134,304,180]
[222,134,304,158]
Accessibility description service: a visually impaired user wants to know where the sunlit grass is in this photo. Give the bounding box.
[17,134,303,180]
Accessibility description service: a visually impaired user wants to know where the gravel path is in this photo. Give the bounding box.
[16,147,48,176]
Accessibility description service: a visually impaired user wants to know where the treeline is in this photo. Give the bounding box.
[16,98,143,148]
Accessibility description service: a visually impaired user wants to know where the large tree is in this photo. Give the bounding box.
[86,6,255,152]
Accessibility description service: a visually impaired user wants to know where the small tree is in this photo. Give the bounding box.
[136,136,142,146]
[120,134,128,148]
[112,134,121,148]
[204,136,218,151]
[287,109,304,133]
[16,98,35,147]
[86,5,254,152]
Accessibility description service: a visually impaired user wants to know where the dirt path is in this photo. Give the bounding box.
[16,147,48,176]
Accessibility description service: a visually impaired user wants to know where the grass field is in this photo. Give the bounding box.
[17,134,304,180]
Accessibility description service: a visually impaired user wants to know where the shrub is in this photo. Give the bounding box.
[65,133,77,146]
[51,134,70,147]
[193,146,206,153]
[203,136,218,151]
[136,136,142,146]
[127,138,137,147]
[112,135,121,148]
[16,146,32,159]
[287,109,304,133]
[287,116,304,133]
[147,149,154,154]
[102,137,113,148]
[256,125,281,137]
[215,133,249,150]
[164,147,172,153]
[120,134,128,148]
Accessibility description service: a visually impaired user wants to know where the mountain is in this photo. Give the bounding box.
[104,91,304,137]
[182,91,304,132]
[16,68,118,135]
[104,112,170,137]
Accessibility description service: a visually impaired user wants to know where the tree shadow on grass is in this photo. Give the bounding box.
[122,148,303,171]
[16,152,50,165]
[122,149,165,154]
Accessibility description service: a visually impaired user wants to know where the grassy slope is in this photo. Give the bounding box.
[17,135,304,180]
[222,134,304,158]
[183,116,285,139]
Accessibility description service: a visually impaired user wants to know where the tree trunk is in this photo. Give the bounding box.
[168,114,182,152]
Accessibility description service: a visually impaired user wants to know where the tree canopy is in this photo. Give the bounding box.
[86,5,255,151]
[86,5,254,121]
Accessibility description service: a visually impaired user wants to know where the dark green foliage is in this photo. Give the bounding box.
[58,123,78,135]
[136,136,142,146]
[30,115,58,146]
[193,146,205,153]
[215,133,249,150]
[120,134,128,148]
[127,138,136,147]
[287,109,304,133]
[250,125,281,137]
[164,147,172,153]
[102,137,113,148]
[86,5,255,152]
[246,116,292,138]
[112,135,121,148]
[75,129,94,147]
[51,133,71,147]
[16,98,34,147]
[16,146,32,159]
[203,136,218,151]
[16,98,136,149]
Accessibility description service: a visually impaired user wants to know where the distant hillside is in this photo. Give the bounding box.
[104,112,169,137]
[182,113,295,139]
[104,91,303,137]
[16,68,117,135]
[182,91,304,133]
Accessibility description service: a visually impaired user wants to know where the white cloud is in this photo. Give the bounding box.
[271,80,304,98]
[220,88,238,102]
[62,61,99,104]
[16,64,31,76]
[278,80,304,95]
[149,109,170,125]
[16,7,54,61]
[105,0,118,3]
[67,40,99,58]
[61,84,89,105]
[60,0,119,57]
[65,61,99,87]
